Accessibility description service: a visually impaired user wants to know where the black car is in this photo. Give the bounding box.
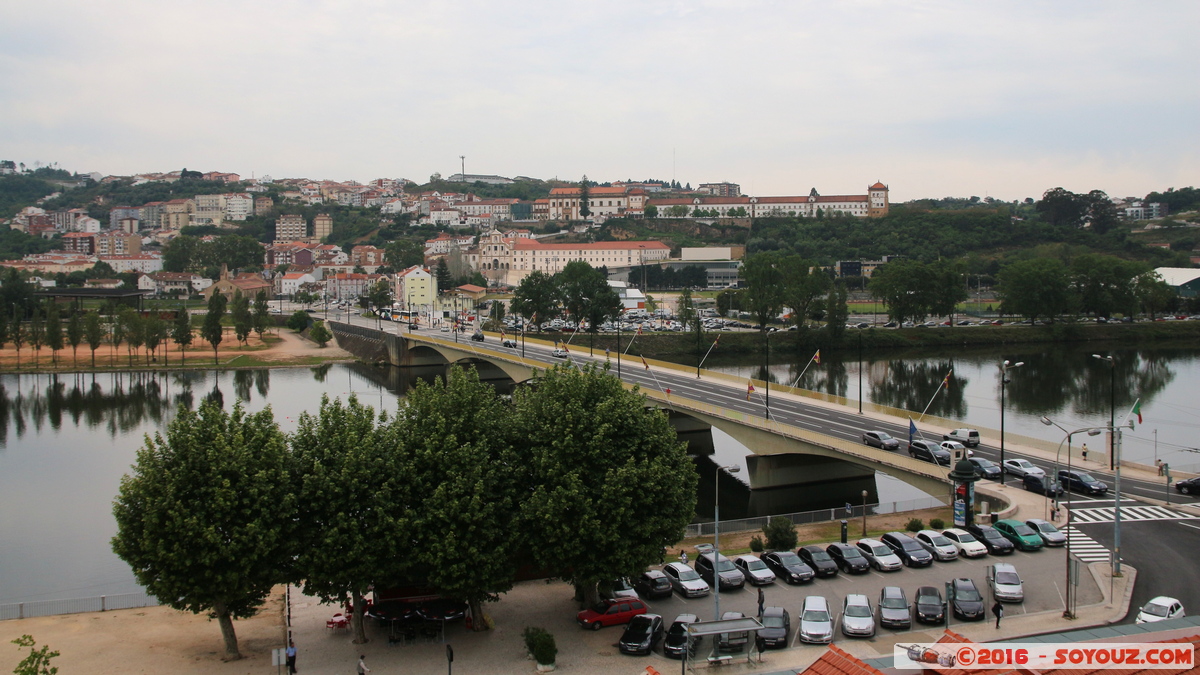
[1022,473,1064,497]
[663,614,699,658]
[881,531,934,567]
[758,606,790,649]
[1176,477,1200,495]
[761,550,815,584]
[967,524,1015,555]
[717,611,750,652]
[797,545,839,577]
[909,440,951,466]
[470,331,485,342]
[633,570,673,599]
[862,431,901,451]
[914,586,945,624]
[1058,469,1108,496]
[618,614,664,655]
[950,578,985,621]
[878,586,911,629]
[825,543,870,574]
[968,457,1002,480]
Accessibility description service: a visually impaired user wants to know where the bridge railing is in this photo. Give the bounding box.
[685,496,949,538]
[1,592,159,621]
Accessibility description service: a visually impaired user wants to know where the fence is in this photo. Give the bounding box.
[0,592,159,621]
[684,496,949,538]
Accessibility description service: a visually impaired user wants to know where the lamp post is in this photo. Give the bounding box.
[999,360,1024,483]
[1092,354,1116,470]
[861,489,868,536]
[858,330,864,415]
[1091,354,1123,577]
[616,311,621,377]
[1040,417,1103,618]
[713,463,741,621]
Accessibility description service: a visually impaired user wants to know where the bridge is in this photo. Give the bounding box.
[329,321,959,505]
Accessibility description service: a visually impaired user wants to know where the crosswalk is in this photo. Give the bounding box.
[1060,527,1112,563]
[1067,505,1198,524]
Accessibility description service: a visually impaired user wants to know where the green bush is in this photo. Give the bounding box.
[929,518,944,530]
[905,518,924,533]
[308,321,332,347]
[286,310,310,332]
[749,535,764,552]
[763,516,797,550]
[522,626,557,665]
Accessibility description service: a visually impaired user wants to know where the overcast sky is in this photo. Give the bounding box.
[2,1,1197,202]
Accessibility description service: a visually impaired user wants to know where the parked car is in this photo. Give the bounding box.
[1022,473,1064,496]
[633,570,674,599]
[941,528,989,558]
[1003,458,1044,478]
[993,519,1044,551]
[878,586,911,629]
[914,585,946,624]
[577,598,648,630]
[909,440,951,466]
[695,550,746,590]
[825,542,870,574]
[987,562,1025,603]
[663,613,700,658]
[761,550,815,584]
[603,577,639,600]
[943,428,981,447]
[1136,596,1186,624]
[862,431,901,451]
[662,562,710,598]
[967,524,1016,555]
[968,457,1002,480]
[618,614,664,655]
[799,596,834,644]
[758,606,790,649]
[881,531,935,567]
[950,578,986,621]
[841,594,876,638]
[1058,469,1108,495]
[1176,477,1200,495]
[733,555,776,585]
[1025,519,1067,547]
[797,545,839,577]
[855,538,903,572]
[914,530,959,561]
[717,611,750,652]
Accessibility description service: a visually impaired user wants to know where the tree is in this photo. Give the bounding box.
[435,258,453,293]
[557,261,619,354]
[230,291,252,345]
[763,516,798,551]
[824,282,850,340]
[783,257,830,331]
[367,279,392,314]
[1070,254,1144,318]
[291,395,413,644]
[644,204,658,219]
[1035,187,1087,227]
[44,301,63,367]
[203,292,228,364]
[84,311,103,368]
[393,366,520,629]
[66,310,82,367]
[107,310,125,367]
[308,321,332,347]
[578,175,591,219]
[144,312,166,365]
[869,259,937,324]
[1135,271,1174,320]
[112,401,295,660]
[509,270,560,331]
[120,307,143,367]
[29,309,45,367]
[384,239,425,269]
[173,307,193,365]
[513,363,697,606]
[997,258,1071,322]
[286,310,310,332]
[253,291,271,341]
[9,634,59,675]
[11,316,25,368]
[742,252,786,329]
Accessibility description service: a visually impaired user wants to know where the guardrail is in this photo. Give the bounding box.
[685,496,949,538]
[1,591,159,621]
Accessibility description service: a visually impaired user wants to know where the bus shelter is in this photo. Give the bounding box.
[681,616,764,671]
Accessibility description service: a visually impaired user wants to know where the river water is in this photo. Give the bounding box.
[2,340,1198,605]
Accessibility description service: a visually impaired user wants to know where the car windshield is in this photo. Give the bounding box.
[802,610,829,622]
[956,532,978,543]
[956,584,982,602]
[881,595,907,609]
[745,559,767,571]
[845,604,872,618]
[841,547,864,559]
[1142,603,1171,617]
[917,591,941,605]
[1012,524,1037,536]
[1076,472,1096,483]
[974,459,997,468]
[590,602,612,613]
[668,621,690,636]
[626,617,652,634]
[1036,522,1059,533]
[775,552,802,565]
[902,540,923,551]
[983,530,1004,540]
[929,534,952,546]
[996,572,1021,585]
[715,559,736,572]
[871,545,891,556]
[677,567,701,581]
[877,432,893,440]
[808,550,833,562]
[763,615,786,628]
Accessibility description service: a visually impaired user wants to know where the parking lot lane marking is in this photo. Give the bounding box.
[1052,580,1065,607]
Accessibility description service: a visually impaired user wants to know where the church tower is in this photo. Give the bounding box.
[868,182,889,217]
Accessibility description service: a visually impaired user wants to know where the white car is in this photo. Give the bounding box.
[1136,596,1185,624]
[841,594,876,638]
[940,528,989,558]
[551,348,568,358]
[1002,458,1044,478]
[939,441,973,459]
[987,563,1024,603]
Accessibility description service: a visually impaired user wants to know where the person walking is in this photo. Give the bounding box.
[285,640,297,674]
[1081,443,1088,462]
[357,654,370,674]
[680,550,688,566]
[757,587,765,617]
[992,600,1003,629]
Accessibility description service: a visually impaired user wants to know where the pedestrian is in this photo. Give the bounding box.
[757,587,765,617]
[1081,443,1088,461]
[992,600,1003,629]
[1157,459,1164,476]
[1051,502,1060,522]
[605,346,610,359]
[357,654,370,675]
[285,640,297,674]
[680,550,688,566]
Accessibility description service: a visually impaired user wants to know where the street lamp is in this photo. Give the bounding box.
[999,360,1024,483]
[861,489,868,536]
[713,463,741,621]
[1040,417,1102,618]
[1091,354,1126,577]
[1092,355,1116,470]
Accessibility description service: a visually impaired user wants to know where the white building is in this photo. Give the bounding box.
[99,253,164,274]
[279,272,317,296]
[467,229,671,286]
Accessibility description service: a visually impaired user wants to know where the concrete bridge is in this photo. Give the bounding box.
[329,321,956,505]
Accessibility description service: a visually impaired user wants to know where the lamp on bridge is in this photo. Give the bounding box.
[999,360,1024,484]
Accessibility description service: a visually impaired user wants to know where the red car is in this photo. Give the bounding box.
[577,598,648,630]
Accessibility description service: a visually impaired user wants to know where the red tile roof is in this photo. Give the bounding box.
[870,182,887,189]
[803,645,887,675]
[548,187,631,196]
[512,240,670,252]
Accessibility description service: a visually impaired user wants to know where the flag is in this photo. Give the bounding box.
[665,387,672,396]
[500,328,506,339]
[813,349,821,364]
[636,325,643,336]
[1132,399,1143,428]
[942,369,953,389]
[641,355,650,370]
[908,418,917,443]
[747,381,756,400]
[561,342,569,353]
[712,334,720,349]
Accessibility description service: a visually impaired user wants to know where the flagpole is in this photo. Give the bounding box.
[789,350,820,389]
[696,336,720,374]
[916,369,953,423]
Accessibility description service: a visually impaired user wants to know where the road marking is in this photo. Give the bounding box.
[1068,505,1198,524]
[1180,522,1200,531]
[1061,527,1111,563]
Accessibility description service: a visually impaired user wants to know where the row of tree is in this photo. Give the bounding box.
[509,261,623,337]
[111,365,697,659]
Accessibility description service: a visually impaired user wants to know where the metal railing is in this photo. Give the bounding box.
[685,496,949,538]
[0,592,159,621]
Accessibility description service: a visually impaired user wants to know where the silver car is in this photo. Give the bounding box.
[799,595,833,644]
[841,594,876,637]
[662,562,710,598]
[1025,519,1066,547]
[1002,458,1044,478]
[915,530,959,561]
[855,538,903,572]
[733,555,776,586]
[988,563,1024,603]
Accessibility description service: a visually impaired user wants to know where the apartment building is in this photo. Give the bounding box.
[275,214,308,242]
[95,231,142,256]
